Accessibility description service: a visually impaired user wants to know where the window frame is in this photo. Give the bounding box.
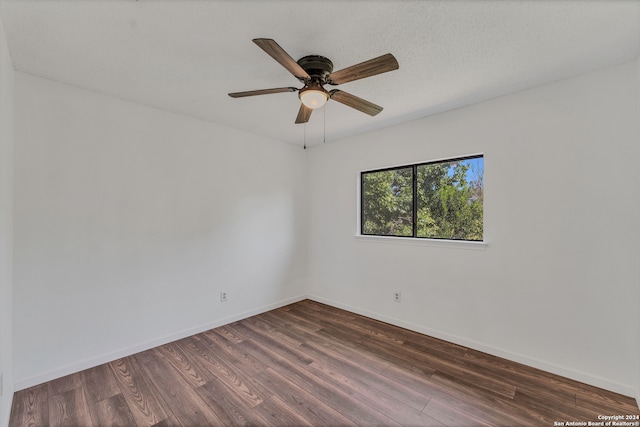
[360,154,484,242]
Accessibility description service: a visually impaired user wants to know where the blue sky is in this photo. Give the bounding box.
[444,156,483,183]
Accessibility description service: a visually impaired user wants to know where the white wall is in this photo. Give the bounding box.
[307,60,640,398]
[636,55,640,408]
[0,11,14,427]
[13,73,307,388]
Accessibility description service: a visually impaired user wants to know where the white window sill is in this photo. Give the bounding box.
[353,234,488,250]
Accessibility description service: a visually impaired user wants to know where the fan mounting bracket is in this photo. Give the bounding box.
[297,55,334,84]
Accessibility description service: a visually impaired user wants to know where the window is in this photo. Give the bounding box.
[361,155,484,241]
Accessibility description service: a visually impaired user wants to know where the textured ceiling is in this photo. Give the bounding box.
[1,0,639,148]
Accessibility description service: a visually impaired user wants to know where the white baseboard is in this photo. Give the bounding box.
[14,294,306,391]
[308,294,640,403]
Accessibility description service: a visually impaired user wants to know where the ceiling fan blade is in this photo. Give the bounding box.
[328,53,399,85]
[295,103,312,124]
[329,90,383,116]
[253,38,310,80]
[228,87,297,98]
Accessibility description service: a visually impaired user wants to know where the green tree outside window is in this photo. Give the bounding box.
[361,156,483,241]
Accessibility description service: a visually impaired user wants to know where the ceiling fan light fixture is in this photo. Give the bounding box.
[299,87,329,109]
[229,38,399,124]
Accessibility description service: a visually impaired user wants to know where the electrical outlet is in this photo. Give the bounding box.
[220,291,228,302]
[394,291,401,303]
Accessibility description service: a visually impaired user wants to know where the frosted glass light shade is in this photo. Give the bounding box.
[300,89,328,109]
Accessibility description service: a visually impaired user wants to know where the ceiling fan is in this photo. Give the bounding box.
[228,38,399,124]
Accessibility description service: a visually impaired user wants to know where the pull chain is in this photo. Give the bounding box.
[323,103,326,144]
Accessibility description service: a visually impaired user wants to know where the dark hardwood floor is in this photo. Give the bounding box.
[10,299,640,426]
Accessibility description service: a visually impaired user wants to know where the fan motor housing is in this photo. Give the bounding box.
[297,55,333,82]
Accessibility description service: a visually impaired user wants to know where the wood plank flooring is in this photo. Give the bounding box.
[10,299,640,426]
